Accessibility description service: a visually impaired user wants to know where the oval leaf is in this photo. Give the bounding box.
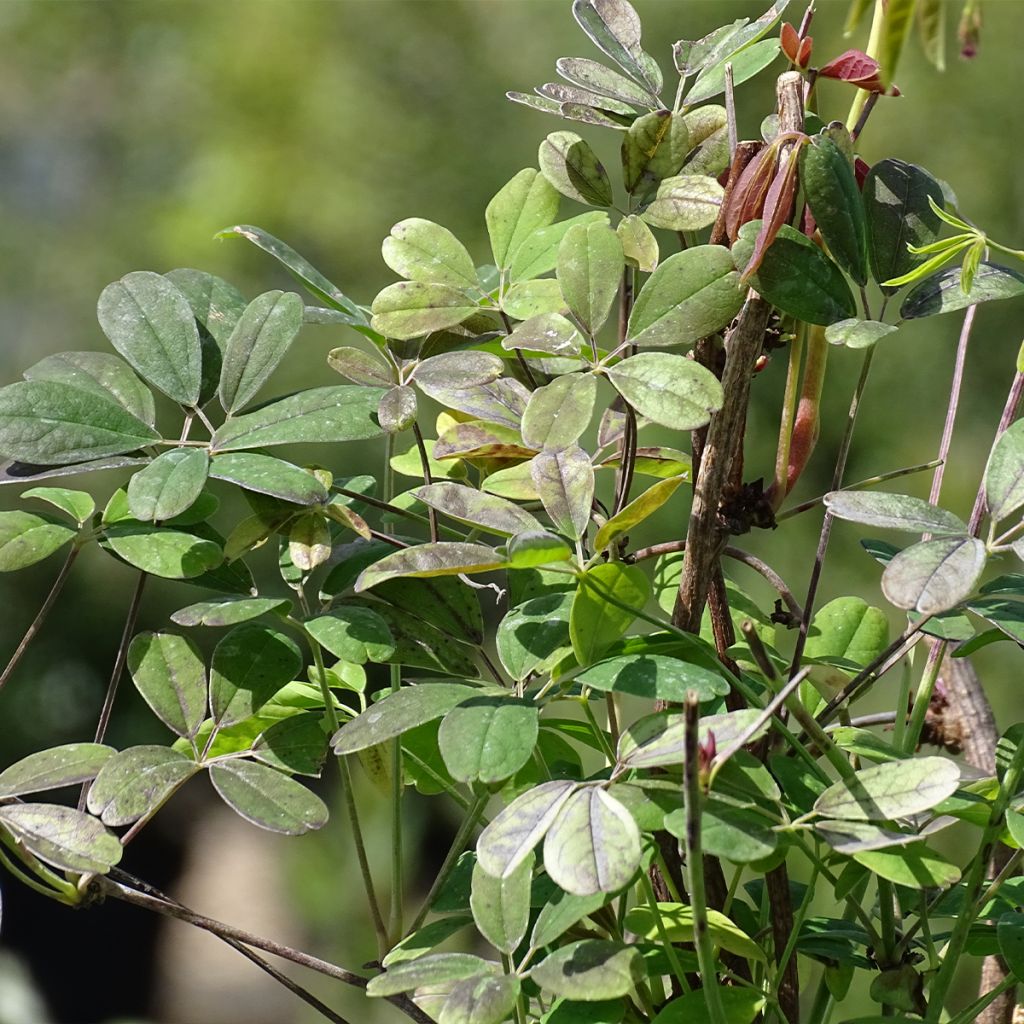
[0,743,115,798]
[305,605,396,665]
[355,542,506,591]
[556,222,624,335]
[439,697,540,784]
[607,352,723,430]
[522,374,597,452]
[0,510,75,571]
[87,745,198,826]
[530,940,643,1000]
[985,419,1024,524]
[413,483,542,538]
[576,653,729,702]
[371,282,478,341]
[470,853,534,954]
[813,756,961,821]
[171,596,290,628]
[0,803,122,874]
[103,525,222,579]
[487,168,561,271]
[570,562,651,665]
[127,448,209,523]
[881,536,987,614]
[209,452,328,506]
[383,218,480,290]
[531,447,595,541]
[209,759,327,835]
[824,490,966,534]
[128,632,208,739]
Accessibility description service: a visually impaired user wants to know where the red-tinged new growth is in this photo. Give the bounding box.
[817,49,901,96]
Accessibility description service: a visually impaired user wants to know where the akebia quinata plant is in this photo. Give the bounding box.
[3,1,1024,1022]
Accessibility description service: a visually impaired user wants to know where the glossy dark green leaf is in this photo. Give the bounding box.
[87,745,198,826]
[570,563,650,665]
[414,482,541,537]
[824,490,966,534]
[509,212,609,284]
[621,111,689,195]
[522,374,597,452]
[439,974,521,1024]
[801,134,868,285]
[900,262,1024,319]
[862,159,944,291]
[530,939,644,1000]
[734,222,856,325]
[209,759,327,835]
[531,446,594,541]
[0,510,75,571]
[371,281,479,340]
[0,380,161,465]
[666,798,777,864]
[539,132,613,208]
[0,803,122,874]
[210,386,384,452]
[306,604,395,664]
[813,757,960,821]
[577,653,728,702]
[332,683,480,754]
[882,535,986,614]
[985,420,1024,524]
[626,246,744,347]
[252,713,329,777]
[477,780,577,878]
[209,452,327,506]
[127,631,208,739]
[824,318,898,349]
[640,174,724,232]
[97,271,202,405]
[127,448,209,523]
[103,525,222,579]
[171,596,290,628]
[355,542,505,591]
[0,743,115,797]
[497,593,574,681]
[367,953,497,997]
[486,168,561,271]
[24,350,156,427]
[471,853,533,953]
[165,268,247,348]
[607,352,723,430]
[383,218,480,290]
[439,697,539,784]
[651,987,766,1024]
[571,0,663,96]
[557,221,624,335]
[218,290,304,413]
[209,624,303,728]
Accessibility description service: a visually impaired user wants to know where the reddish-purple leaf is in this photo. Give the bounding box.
[741,143,804,282]
[780,22,801,64]
[818,49,900,95]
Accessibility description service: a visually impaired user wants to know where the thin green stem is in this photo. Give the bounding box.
[0,842,74,903]
[772,322,805,505]
[902,640,946,754]
[639,871,692,994]
[388,662,404,943]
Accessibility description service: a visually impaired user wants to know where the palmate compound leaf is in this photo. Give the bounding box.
[531,446,595,541]
[355,542,507,591]
[0,743,115,798]
[486,168,561,271]
[96,271,203,406]
[824,490,967,534]
[470,852,533,954]
[438,697,539,784]
[413,483,542,538]
[0,803,122,874]
[625,245,744,347]
[127,632,208,739]
[529,939,644,1001]
[985,419,1024,524]
[570,562,651,666]
[556,221,624,335]
[881,535,987,615]
[813,756,961,821]
[0,510,76,571]
[86,746,199,827]
[521,373,597,452]
[208,759,327,835]
[606,352,724,430]
[127,448,209,523]
[0,380,161,466]
[476,779,578,879]
[543,787,642,896]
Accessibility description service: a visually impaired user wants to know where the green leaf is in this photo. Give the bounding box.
[332,683,480,754]
[594,476,688,552]
[86,745,198,826]
[641,175,724,232]
[127,632,207,739]
[531,447,594,541]
[530,940,644,1000]
[218,290,304,414]
[328,345,396,387]
[127,448,209,523]
[503,279,566,321]
[570,563,651,665]
[617,215,659,273]
[734,221,856,325]
[626,246,744,347]
[216,224,364,320]
[686,37,782,106]
[813,756,961,821]
[487,168,561,271]
[383,218,480,290]
[901,261,1024,319]
[541,999,625,1024]
[577,653,729,703]
[557,222,624,335]
[557,56,656,106]
[666,799,776,864]
[415,376,527,432]
[506,530,574,569]
[23,350,156,427]
[305,605,395,665]
[0,743,115,797]
[165,267,247,348]
[984,420,1024,525]
[209,624,303,728]
[439,697,539,784]
[824,319,898,350]
[522,374,597,452]
[624,902,766,962]
[251,713,329,777]
[539,132,614,208]
[209,452,327,506]
[824,490,966,534]
[439,974,521,1024]
[477,780,578,878]
[804,597,890,690]
[371,281,478,340]
[882,535,986,614]
[622,111,690,195]
[209,759,327,835]
[355,542,505,591]
[853,845,960,889]
[22,486,95,524]
[367,954,497,997]
[863,159,944,291]
[618,709,766,770]
[171,597,289,628]
[544,787,641,896]
[377,385,418,433]
[382,916,474,967]
[482,462,538,501]
[414,483,541,538]
[97,271,202,406]
[370,573,484,646]
[651,987,766,1024]
[571,0,663,96]
[0,510,75,571]
[800,135,868,285]
[504,313,584,359]
[373,605,479,677]
[211,386,384,452]
[998,914,1024,982]
[814,819,920,854]
[471,853,533,953]
[510,212,609,284]
[0,380,161,466]
[607,352,724,429]
[103,525,222,579]
[966,597,1024,647]
[497,593,574,681]
[0,803,122,874]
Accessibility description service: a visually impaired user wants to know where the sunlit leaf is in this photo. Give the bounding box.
[824,490,966,534]
[621,111,690,195]
[0,803,122,874]
[327,345,396,387]
[171,596,289,628]
[853,845,960,889]
[607,352,723,430]
[209,759,327,835]
[571,0,663,96]
[383,218,480,291]
[901,262,1024,320]
[651,987,766,1024]
[439,974,521,1024]
[522,374,597,452]
[305,604,395,664]
[439,697,539,784]
[209,452,327,506]
[824,319,898,350]
[530,939,644,1000]
[367,954,498,997]
[881,535,986,614]
[814,819,920,854]
[570,562,650,665]
[355,542,505,591]
[371,282,479,340]
[414,482,541,537]
[557,221,624,335]
[539,132,614,208]
[416,378,529,432]
[0,510,76,571]
[624,902,766,962]
[487,168,561,272]
[594,476,688,551]
[813,757,961,821]
[21,486,95,525]
[87,745,198,826]
[640,174,724,232]
[510,212,609,284]
[103,525,222,579]
[470,854,534,953]
[617,215,659,272]
[577,652,729,702]
[0,744,115,798]
[531,447,594,541]
[503,279,566,321]
[497,592,574,681]
[127,448,209,523]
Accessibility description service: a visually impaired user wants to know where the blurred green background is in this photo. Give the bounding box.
[0,1,1022,1022]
